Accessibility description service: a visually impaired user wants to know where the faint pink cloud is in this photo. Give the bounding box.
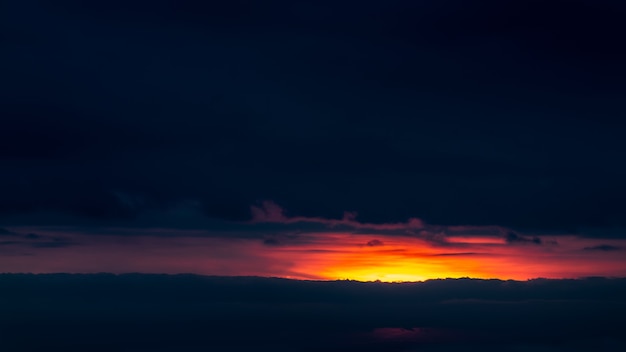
[250,200,425,231]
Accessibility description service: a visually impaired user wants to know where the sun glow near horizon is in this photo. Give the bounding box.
[261,233,626,282]
[2,228,626,282]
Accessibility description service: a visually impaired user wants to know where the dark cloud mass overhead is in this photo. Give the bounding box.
[2,0,626,234]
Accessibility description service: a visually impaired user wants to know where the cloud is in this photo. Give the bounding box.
[248,202,565,253]
[1,274,626,351]
[24,233,41,239]
[584,244,621,251]
[366,239,384,247]
[1,0,626,238]
[250,201,289,222]
[432,252,482,257]
[506,232,543,245]
[250,201,426,232]
[0,228,17,236]
[263,238,281,246]
[0,229,75,249]
[29,238,76,248]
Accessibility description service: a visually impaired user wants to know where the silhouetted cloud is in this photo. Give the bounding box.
[506,232,542,245]
[30,238,75,248]
[0,229,75,249]
[366,239,384,247]
[584,244,621,251]
[262,238,280,246]
[1,0,626,236]
[0,274,625,351]
[250,201,425,232]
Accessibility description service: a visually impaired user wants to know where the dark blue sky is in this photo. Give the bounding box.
[2,0,626,236]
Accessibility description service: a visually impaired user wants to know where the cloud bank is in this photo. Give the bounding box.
[1,274,625,351]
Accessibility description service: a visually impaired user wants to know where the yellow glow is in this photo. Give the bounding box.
[259,233,624,282]
[316,251,491,282]
[267,234,500,281]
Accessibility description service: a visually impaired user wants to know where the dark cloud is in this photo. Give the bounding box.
[0,228,16,236]
[0,229,75,249]
[506,232,543,245]
[262,238,280,246]
[1,0,626,236]
[366,239,384,247]
[29,238,76,249]
[584,245,621,252]
[1,274,625,351]
[432,252,482,257]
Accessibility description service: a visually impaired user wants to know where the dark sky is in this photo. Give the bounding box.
[1,1,626,280]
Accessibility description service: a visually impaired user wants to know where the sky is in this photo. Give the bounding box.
[2,0,626,281]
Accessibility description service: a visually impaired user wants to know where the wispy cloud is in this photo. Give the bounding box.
[250,201,425,231]
[0,229,76,249]
[584,244,621,251]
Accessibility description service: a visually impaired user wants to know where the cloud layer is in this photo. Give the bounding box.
[2,274,626,351]
[2,0,626,234]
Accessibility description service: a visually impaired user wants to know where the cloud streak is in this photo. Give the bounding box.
[584,244,621,251]
[250,201,426,231]
[249,201,560,248]
[0,228,75,249]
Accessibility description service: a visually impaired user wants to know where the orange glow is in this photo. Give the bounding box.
[261,233,626,281]
[446,236,507,244]
[2,227,626,281]
[268,235,489,281]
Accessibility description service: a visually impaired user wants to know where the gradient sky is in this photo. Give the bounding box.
[2,0,626,281]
